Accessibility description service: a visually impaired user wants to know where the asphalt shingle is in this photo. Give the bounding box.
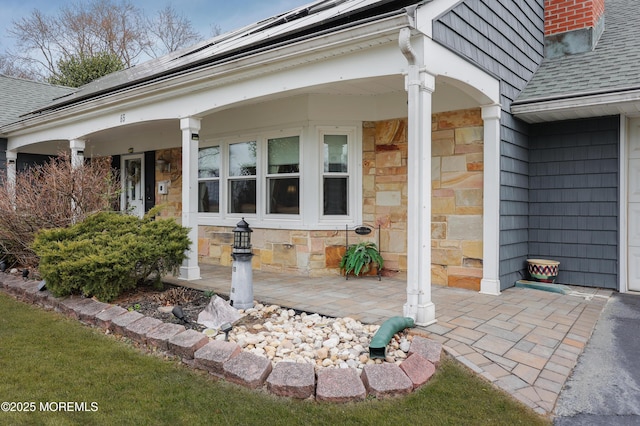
[516,0,640,103]
[0,75,74,128]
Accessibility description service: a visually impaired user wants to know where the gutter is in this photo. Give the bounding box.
[513,85,640,108]
[512,86,640,123]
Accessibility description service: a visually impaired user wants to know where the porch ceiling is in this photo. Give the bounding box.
[192,74,479,124]
[17,120,179,156]
[269,75,477,113]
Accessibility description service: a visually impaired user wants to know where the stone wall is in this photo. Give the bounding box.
[431,109,484,290]
[155,109,484,289]
[361,119,408,274]
[155,147,183,218]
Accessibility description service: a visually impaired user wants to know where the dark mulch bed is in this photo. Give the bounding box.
[113,284,216,332]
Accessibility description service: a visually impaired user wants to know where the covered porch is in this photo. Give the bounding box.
[2,1,504,328]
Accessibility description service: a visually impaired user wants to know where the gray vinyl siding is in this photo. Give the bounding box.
[529,117,619,289]
[433,0,545,289]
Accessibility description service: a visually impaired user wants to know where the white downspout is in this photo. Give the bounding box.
[399,27,436,326]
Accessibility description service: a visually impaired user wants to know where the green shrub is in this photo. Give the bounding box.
[32,209,190,302]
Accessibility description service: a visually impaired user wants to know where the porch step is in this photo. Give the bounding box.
[515,280,571,294]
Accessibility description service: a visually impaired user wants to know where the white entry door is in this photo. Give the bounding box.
[122,154,145,218]
[628,119,640,291]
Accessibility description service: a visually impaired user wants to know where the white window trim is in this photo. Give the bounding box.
[261,128,303,224]
[197,123,362,229]
[227,138,259,217]
[197,145,221,214]
[316,125,362,227]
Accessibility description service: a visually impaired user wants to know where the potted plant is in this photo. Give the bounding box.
[339,242,384,277]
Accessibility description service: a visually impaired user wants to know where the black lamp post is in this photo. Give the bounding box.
[230,218,254,310]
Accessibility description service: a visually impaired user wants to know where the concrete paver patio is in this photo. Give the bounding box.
[168,264,612,416]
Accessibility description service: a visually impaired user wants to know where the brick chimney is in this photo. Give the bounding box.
[544,0,605,58]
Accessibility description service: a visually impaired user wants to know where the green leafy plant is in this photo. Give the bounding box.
[32,208,190,302]
[128,303,142,312]
[204,290,216,298]
[339,242,384,276]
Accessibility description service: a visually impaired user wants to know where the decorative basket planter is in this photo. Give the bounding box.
[527,259,560,283]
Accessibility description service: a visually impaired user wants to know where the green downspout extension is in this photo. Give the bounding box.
[369,316,415,359]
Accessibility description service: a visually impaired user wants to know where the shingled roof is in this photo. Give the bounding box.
[21,0,422,119]
[515,0,640,103]
[0,75,74,128]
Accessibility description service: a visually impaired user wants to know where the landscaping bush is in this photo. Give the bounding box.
[32,208,191,302]
[0,151,119,268]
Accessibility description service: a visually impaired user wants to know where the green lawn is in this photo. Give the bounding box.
[0,292,550,425]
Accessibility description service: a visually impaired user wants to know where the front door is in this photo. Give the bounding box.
[628,119,640,291]
[122,154,145,218]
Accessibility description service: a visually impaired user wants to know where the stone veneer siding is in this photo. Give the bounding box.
[431,109,484,291]
[155,109,484,289]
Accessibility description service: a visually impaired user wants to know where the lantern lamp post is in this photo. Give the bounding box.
[230,218,254,309]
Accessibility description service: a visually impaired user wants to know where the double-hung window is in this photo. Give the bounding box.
[267,135,300,215]
[228,141,257,214]
[322,133,350,216]
[198,146,220,213]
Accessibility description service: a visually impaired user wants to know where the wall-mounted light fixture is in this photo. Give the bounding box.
[156,154,171,173]
[155,159,170,173]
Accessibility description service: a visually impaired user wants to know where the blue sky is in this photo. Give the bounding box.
[0,0,312,51]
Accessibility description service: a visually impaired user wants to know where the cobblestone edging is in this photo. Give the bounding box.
[1,276,443,402]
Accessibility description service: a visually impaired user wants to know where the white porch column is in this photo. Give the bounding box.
[69,140,85,221]
[5,150,17,187]
[69,139,85,168]
[480,104,502,295]
[179,117,201,280]
[5,150,17,205]
[400,28,436,326]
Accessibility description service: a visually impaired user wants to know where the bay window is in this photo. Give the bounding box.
[196,125,360,227]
